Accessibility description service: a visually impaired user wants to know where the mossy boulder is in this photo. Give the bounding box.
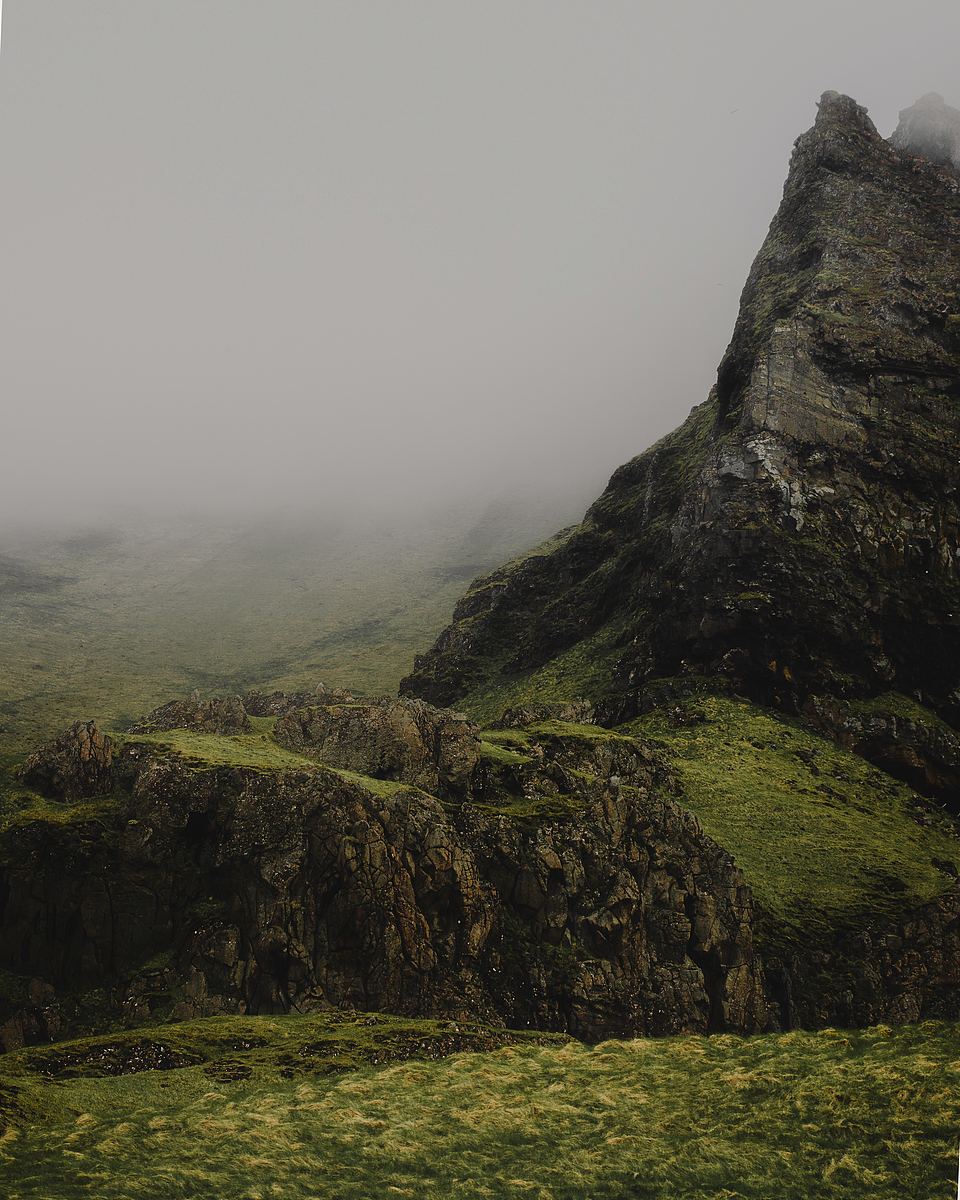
[274,697,481,797]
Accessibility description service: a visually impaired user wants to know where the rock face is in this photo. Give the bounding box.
[5,92,960,1054]
[0,702,767,1050]
[402,92,960,731]
[274,698,481,797]
[764,886,960,1029]
[803,694,960,808]
[393,92,960,1039]
[130,691,250,735]
[20,721,115,800]
[891,92,960,168]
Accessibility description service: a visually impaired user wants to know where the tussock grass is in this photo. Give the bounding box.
[625,695,960,929]
[2,1019,958,1198]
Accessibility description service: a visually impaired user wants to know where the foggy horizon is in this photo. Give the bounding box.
[3,1,960,532]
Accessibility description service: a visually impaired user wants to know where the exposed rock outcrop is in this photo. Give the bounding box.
[0,702,768,1049]
[242,684,358,717]
[803,694,960,807]
[130,691,250,735]
[891,92,960,168]
[19,721,115,800]
[274,698,480,797]
[764,884,960,1028]
[402,92,960,733]
[4,92,960,1059]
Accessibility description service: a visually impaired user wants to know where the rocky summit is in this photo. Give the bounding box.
[403,92,960,734]
[2,93,959,1053]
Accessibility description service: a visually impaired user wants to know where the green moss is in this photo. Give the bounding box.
[2,1019,958,1198]
[123,727,426,800]
[478,728,531,745]
[245,714,278,734]
[526,720,628,742]
[478,739,533,766]
[623,695,960,931]
[121,728,317,773]
[480,721,627,761]
[0,794,122,837]
[848,691,957,735]
[469,792,587,825]
[461,623,624,725]
[326,768,416,798]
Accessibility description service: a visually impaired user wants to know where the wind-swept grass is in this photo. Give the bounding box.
[1,1017,957,1198]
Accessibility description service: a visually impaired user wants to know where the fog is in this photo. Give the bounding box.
[2,1,959,531]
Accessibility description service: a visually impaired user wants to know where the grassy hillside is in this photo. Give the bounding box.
[624,693,960,933]
[0,499,575,761]
[1,1013,957,1198]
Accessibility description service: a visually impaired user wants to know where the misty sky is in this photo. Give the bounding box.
[2,1,959,528]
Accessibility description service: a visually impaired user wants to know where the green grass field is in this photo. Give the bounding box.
[625,693,960,931]
[1,1014,957,1199]
[0,502,573,761]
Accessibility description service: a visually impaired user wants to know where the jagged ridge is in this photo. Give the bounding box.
[402,92,960,731]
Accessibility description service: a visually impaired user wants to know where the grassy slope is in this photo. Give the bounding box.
[624,694,960,931]
[4,512,960,1198]
[121,718,318,773]
[121,722,418,800]
[463,622,626,725]
[1,1015,958,1199]
[0,503,574,761]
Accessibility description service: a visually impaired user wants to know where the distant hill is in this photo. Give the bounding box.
[0,493,582,762]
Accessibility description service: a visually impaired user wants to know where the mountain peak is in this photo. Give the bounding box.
[891,91,960,167]
[814,90,874,129]
[403,92,960,732]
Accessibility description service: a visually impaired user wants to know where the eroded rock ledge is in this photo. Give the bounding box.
[0,693,766,1050]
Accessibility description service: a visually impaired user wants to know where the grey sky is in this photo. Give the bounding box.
[2,1,959,528]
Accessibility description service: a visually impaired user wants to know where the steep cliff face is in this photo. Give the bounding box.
[0,701,767,1050]
[402,93,960,730]
[395,92,960,1036]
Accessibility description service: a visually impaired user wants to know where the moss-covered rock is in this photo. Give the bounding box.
[0,696,768,1048]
